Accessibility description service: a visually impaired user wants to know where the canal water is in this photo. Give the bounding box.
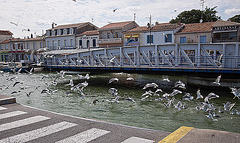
[0,71,239,133]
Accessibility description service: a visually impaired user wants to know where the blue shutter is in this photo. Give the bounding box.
[200,35,207,43]
[147,35,149,43]
[180,37,186,43]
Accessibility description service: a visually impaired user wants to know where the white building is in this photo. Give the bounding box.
[45,22,98,50]
[75,30,99,49]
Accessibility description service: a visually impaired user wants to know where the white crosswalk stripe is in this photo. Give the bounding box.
[0,121,77,143]
[0,106,7,110]
[121,137,155,143]
[0,115,50,132]
[0,111,27,120]
[55,128,110,143]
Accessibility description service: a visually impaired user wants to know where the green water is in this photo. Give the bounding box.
[0,71,239,133]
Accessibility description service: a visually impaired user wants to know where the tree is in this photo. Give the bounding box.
[228,15,240,23]
[170,6,221,24]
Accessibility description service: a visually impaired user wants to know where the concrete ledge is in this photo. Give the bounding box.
[0,95,16,105]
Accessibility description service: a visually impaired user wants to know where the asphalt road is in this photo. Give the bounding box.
[0,103,170,143]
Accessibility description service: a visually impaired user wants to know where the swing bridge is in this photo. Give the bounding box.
[41,43,240,77]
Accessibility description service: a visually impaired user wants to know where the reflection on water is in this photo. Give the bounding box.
[0,71,239,133]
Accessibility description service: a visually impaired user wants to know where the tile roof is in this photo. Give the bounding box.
[22,37,44,41]
[177,22,215,33]
[0,30,13,35]
[48,22,92,30]
[127,23,182,32]
[213,19,240,27]
[99,21,135,30]
[76,30,99,37]
[0,38,22,44]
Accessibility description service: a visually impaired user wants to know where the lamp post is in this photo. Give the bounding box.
[147,15,154,45]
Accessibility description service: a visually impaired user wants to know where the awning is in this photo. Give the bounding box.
[132,34,139,38]
[124,34,131,38]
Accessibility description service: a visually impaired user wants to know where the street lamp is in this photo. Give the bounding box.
[147,15,154,45]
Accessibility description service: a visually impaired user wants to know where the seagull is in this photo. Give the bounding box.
[206,111,218,121]
[170,89,182,97]
[10,21,18,26]
[174,80,186,89]
[162,78,170,82]
[224,102,235,111]
[13,81,22,87]
[230,87,240,99]
[182,93,194,101]
[108,78,119,84]
[213,75,221,86]
[174,101,183,111]
[113,8,118,12]
[25,91,33,97]
[204,92,219,104]
[108,88,118,96]
[126,77,134,81]
[143,83,158,90]
[22,28,30,32]
[65,79,74,87]
[196,89,204,100]
[25,68,34,74]
[125,97,136,103]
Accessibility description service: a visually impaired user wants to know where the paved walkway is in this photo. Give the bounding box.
[0,95,239,143]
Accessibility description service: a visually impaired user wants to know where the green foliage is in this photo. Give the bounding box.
[170,6,221,24]
[228,15,240,23]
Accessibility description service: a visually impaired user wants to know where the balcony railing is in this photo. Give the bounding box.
[98,38,122,44]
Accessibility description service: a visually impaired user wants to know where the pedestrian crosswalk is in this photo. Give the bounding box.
[0,106,156,143]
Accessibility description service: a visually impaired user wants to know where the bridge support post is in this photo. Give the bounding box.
[136,46,140,67]
[155,45,159,67]
[222,44,226,68]
[90,50,93,66]
[175,44,179,67]
[197,43,201,67]
[104,48,107,66]
[120,47,123,67]
[235,43,239,68]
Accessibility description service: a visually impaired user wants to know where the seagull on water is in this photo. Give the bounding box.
[108,78,119,84]
[143,83,158,90]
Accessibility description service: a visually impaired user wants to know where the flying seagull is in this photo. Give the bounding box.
[213,75,221,86]
[113,8,118,12]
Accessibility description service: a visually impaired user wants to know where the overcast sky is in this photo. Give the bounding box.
[1,0,239,38]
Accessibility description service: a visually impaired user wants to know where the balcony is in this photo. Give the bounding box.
[98,38,122,44]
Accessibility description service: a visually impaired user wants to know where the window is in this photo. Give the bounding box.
[115,32,118,38]
[67,28,70,34]
[5,45,8,50]
[27,43,30,49]
[52,40,55,49]
[40,42,43,48]
[47,41,49,48]
[180,36,186,43]
[79,40,82,46]
[58,40,61,48]
[33,43,36,50]
[165,34,172,43]
[147,35,153,44]
[107,33,110,39]
[200,35,207,43]
[93,39,96,47]
[70,39,73,46]
[0,45,3,50]
[64,40,67,47]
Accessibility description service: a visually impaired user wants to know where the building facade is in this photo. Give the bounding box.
[175,22,215,44]
[212,20,240,43]
[0,30,13,43]
[98,21,139,48]
[22,37,45,62]
[75,30,99,49]
[124,23,184,46]
[45,22,98,50]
